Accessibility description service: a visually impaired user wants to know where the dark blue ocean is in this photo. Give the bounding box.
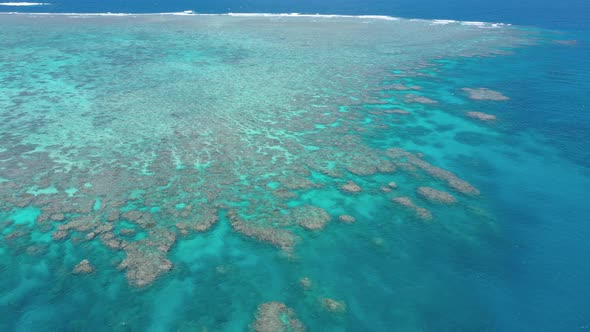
[1,1,589,331]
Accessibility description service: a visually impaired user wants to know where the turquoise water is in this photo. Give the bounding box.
[0,14,588,331]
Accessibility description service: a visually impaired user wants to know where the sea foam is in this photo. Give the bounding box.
[0,2,49,5]
[0,11,509,27]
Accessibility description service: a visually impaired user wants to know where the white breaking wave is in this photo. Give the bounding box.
[0,10,509,27]
[0,2,50,6]
[225,12,399,21]
[461,21,486,26]
[430,19,457,25]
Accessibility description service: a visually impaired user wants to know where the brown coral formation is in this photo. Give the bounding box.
[117,243,173,287]
[338,215,356,224]
[408,156,479,196]
[100,232,128,250]
[26,244,49,256]
[228,210,298,252]
[175,206,219,233]
[122,211,157,228]
[417,187,457,204]
[251,302,305,332]
[58,215,101,233]
[385,148,479,195]
[321,298,347,313]
[119,228,136,236]
[383,83,421,91]
[462,88,509,101]
[279,176,318,190]
[392,196,433,221]
[72,259,95,274]
[50,213,66,221]
[300,277,313,290]
[52,230,68,241]
[385,109,411,115]
[340,180,362,193]
[404,94,437,104]
[293,206,331,231]
[384,148,412,160]
[345,161,378,176]
[376,160,397,173]
[466,111,496,121]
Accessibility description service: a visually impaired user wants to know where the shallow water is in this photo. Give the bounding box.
[2,0,589,29]
[0,14,588,331]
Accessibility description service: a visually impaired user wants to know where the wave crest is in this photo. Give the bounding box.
[0,2,50,6]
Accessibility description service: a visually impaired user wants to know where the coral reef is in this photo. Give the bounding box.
[385,148,479,195]
[293,206,331,231]
[52,230,68,241]
[340,180,362,193]
[417,187,457,204]
[385,109,411,115]
[407,155,479,196]
[466,111,496,121]
[117,243,173,287]
[0,16,515,306]
[300,277,313,290]
[392,196,433,221]
[321,298,347,313]
[119,228,136,236]
[338,215,356,224]
[462,88,509,101]
[72,259,95,275]
[383,83,421,91]
[175,206,219,233]
[250,302,305,332]
[404,94,437,104]
[228,210,298,252]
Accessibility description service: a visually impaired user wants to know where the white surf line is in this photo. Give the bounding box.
[0,2,50,5]
[0,10,510,27]
[225,12,400,20]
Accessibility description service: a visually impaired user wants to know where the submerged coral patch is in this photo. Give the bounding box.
[72,259,95,275]
[392,196,433,221]
[251,302,306,332]
[340,180,362,193]
[462,88,509,101]
[321,298,347,313]
[293,206,332,231]
[466,111,497,121]
[338,215,356,223]
[300,276,313,290]
[417,187,457,204]
[404,94,438,104]
[228,210,299,252]
[118,242,174,287]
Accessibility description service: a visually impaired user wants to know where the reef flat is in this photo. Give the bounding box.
[0,14,573,331]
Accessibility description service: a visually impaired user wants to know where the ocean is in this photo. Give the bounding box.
[0,1,588,332]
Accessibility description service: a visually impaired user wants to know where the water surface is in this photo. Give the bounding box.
[0,12,588,332]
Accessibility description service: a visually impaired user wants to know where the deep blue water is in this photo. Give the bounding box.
[1,1,589,331]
